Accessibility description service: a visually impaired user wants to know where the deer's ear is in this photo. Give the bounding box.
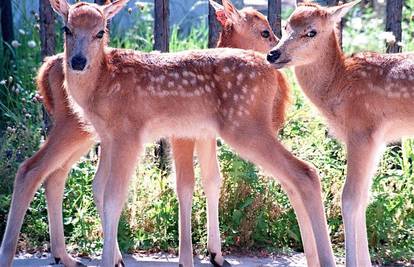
[103,0,129,20]
[209,0,227,26]
[328,0,360,23]
[49,0,70,20]
[222,0,242,23]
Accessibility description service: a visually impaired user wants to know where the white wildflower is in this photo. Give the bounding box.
[11,40,21,48]
[0,80,6,85]
[379,31,396,44]
[18,29,26,35]
[353,35,368,46]
[351,17,363,31]
[27,40,36,48]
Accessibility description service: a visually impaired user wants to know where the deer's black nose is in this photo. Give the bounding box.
[267,49,281,63]
[71,55,87,71]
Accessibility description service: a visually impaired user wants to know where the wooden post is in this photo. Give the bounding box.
[208,0,222,48]
[39,0,56,134]
[0,0,14,46]
[154,0,170,171]
[39,0,55,60]
[268,0,282,38]
[385,0,403,53]
[154,0,169,52]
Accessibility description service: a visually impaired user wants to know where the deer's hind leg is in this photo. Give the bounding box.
[0,123,92,267]
[196,139,230,267]
[171,138,196,267]
[219,125,335,267]
[44,137,93,267]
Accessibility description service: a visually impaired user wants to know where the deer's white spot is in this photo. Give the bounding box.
[205,84,212,93]
[249,72,256,79]
[197,75,205,81]
[182,79,189,86]
[190,79,197,85]
[387,92,401,98]
[227,81,232,89]
[168,81,174,88]
[237,73,243,81]
[223,67,231,73]
[110,83,121,94]
[171,72,180,79]
[403,92,410,98]
[242,86,248,93]
[223,92,228,98]
[234,95,239,101]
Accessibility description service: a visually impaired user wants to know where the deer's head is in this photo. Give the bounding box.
[267,1,359,68]
[50,0,128,72]
[210,0,278,52]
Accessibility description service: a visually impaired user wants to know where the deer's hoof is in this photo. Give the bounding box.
[115,258,125,267]
[208,252,231,267]
[54,256,86,267]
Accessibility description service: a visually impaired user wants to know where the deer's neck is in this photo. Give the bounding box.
[294,31,345,111]
[64,53,106,108]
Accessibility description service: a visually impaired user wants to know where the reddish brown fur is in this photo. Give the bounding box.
[0,1,295,267]
[59,2,335,266]
[269,1,414,266]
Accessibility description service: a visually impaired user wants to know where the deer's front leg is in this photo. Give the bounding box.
[196,139,230,267]
[101,137,142,267]
[342,135,382,267]
[92,145,124,266]
[171,138,196,267]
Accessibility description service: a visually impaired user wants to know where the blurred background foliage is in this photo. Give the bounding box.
[0,0,413,265]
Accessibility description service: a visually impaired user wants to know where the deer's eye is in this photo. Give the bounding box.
[62,26,72,36]
[305,30,317,38]
[261,30,270,38]
[96,30,105,39]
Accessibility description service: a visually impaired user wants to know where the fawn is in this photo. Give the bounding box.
[0,1,290,267]
[267,1,414,266]
[47,0,336,266]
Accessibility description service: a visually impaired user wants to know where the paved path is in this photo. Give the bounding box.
[12,252,316,267]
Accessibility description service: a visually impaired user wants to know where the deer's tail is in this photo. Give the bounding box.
[36,55,64,116]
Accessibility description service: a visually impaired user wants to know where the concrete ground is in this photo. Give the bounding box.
[12,252,315,267]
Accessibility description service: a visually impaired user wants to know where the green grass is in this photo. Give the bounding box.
[0,2,413,265]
